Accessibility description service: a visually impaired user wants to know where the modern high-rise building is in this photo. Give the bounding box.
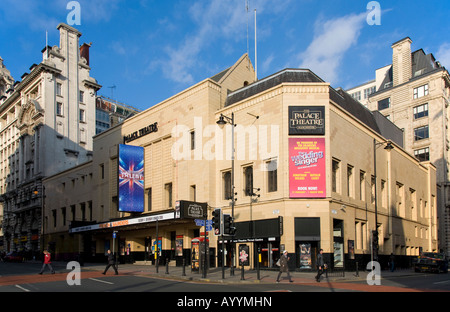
[0,23,101,255]
[347,37,450,257]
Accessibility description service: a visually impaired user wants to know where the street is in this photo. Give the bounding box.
[1,261,449,293]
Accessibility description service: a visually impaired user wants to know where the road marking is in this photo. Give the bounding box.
[89,278,114,285]
[433,280,450,285]
[15,285,30,292]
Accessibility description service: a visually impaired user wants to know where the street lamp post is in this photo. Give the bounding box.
[373,139,394,262]
[217,113,236,276]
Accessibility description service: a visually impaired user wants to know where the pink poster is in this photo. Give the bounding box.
[289,138,326,198]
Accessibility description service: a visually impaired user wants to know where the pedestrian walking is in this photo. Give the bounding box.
[276,250,293,283]
[38,250,55,274]
[102,250,118,275]
[389,253,395,272]
[315,249,326,282]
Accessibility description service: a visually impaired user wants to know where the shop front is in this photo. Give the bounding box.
[223,217,282,270]
[295,217,321,271]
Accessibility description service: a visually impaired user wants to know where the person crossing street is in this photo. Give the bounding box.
[38,250,55,275]
[102,249,118,275]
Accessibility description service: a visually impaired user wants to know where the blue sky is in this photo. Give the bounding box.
[1,0,449,111]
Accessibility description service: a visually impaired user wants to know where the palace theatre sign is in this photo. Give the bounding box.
[289,106,325,135]
[123,122,158,144]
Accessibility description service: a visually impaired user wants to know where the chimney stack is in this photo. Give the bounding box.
[80,42,91,66]
[391,37,412,87]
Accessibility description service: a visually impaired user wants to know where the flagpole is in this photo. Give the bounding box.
[254,9,257,81]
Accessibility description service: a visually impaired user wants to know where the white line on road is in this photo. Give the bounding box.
[433,280,450,285]
[89,278,114,285]
[15,285,30,292]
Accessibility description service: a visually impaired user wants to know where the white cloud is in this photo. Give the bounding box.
[261,54,274,73]
[161,0,291,84]
[77,0,123,23]
[436,43,450,69]
[0,0,59,31]
[297,12,367,84]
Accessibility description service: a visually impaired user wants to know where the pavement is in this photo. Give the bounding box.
[76,261,417,285]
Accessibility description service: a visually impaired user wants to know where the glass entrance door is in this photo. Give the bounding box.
[258,242,280,269]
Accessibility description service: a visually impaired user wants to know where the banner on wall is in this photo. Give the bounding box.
[118,144,145,212]
[289,138,326,198]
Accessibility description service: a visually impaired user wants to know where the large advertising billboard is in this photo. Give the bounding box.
[118,144,145,212]
[289,138,326,198]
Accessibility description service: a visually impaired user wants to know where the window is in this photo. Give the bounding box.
[413,84,429,99]
[413,103,428,119]
[190,185,196,202]
[267,159,278,193]
[410,188,417,221]
[396,182,404,217]
[364,86,376,99]
[359,170,366,201]
[80,203,86,221]
[355,221,367,250]
[88,201,93,221]
[147,188,153,211]
[164,183,173,208]
[190,131,195,150]
[378,98,390,110]
[332,159,340,193]
[414,147,430,162]
[347,165,354,198]
[371,175,376,204]
[244,166,253,196]
[61,207,66,226]
[351,91,361,101]
[223,171,232,200]
[381,180,387,208]
[56,83,62,96]
[56,102,63,116]
[414,126,429,141]
[80,91,84,103]
[79,109,86,122]
[80,128,86,143]
[71,205,76,221]
[52,210,57,228]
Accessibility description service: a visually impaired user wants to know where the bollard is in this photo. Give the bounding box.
[165,258,169,274]
[182,258,186,277]
[241,264,245,280]
[355,262,359,277]
[257,261,260,281]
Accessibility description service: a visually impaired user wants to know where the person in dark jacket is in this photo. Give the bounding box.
[315,249,325,282]
[276,250,293,283]
[102,250,118,275]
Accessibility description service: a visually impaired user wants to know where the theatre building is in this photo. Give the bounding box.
[43,55,438,271]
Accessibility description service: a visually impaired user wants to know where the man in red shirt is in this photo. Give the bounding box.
[38,250,55,274]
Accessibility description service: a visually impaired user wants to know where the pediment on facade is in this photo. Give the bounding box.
[17,99,44,135]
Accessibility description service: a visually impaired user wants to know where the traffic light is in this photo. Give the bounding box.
[372,230,379,249]
[223,214,236,236]
[372,230,379,260]
[212,209,222,236]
